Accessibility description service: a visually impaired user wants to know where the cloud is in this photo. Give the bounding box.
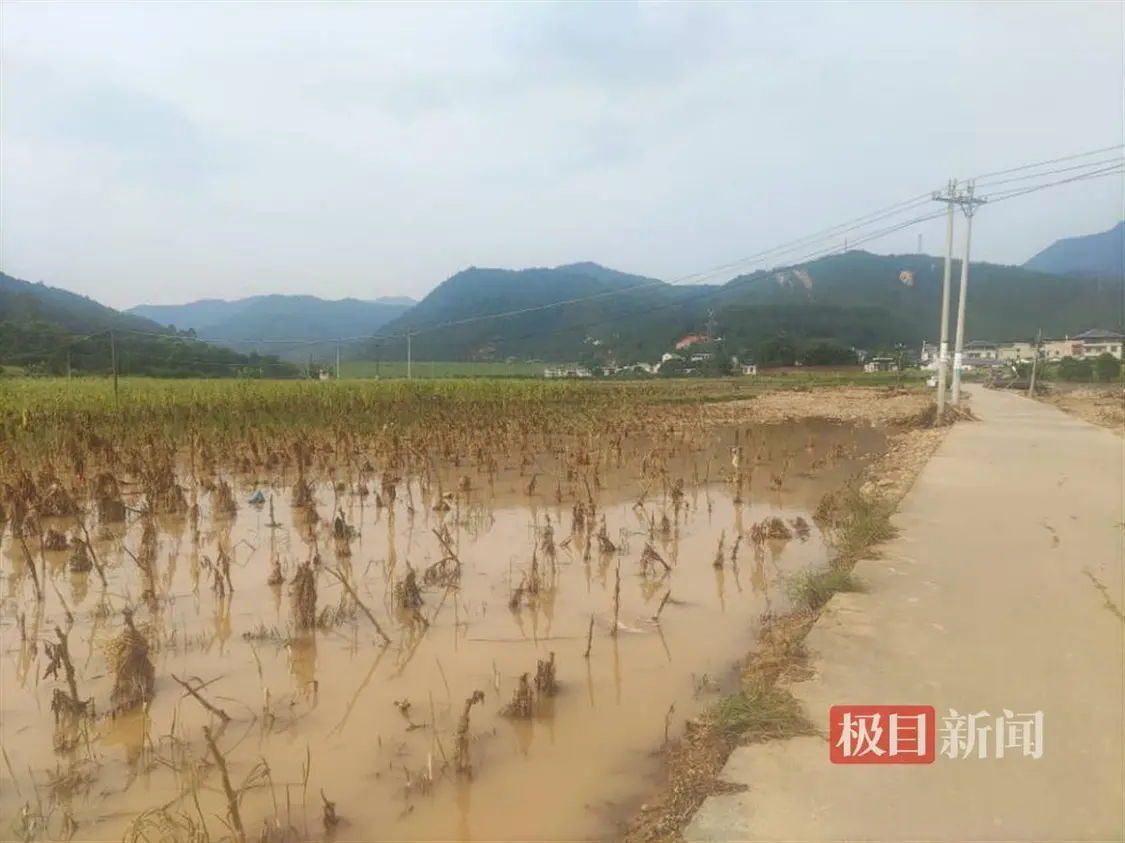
[0,0,1121,309]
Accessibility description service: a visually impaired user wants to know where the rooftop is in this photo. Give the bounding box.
[1073,329,1124,341]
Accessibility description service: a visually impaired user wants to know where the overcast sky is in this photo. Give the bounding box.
[1,0,1122,309]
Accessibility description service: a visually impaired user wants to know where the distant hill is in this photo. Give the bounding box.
[357,253,1123,366]
[1024,221,1125,278]
[372,295,417,307]
[0,273,299,378]
[367,263,720,363]
[716,250,1123,352]
[130,295,414,361]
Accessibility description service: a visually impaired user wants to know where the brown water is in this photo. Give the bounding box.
[0,420,883,842]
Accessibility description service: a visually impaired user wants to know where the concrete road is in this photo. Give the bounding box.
[685,386,1125,842]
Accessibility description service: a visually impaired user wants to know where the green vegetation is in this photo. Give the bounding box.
[708,684,816,740]
[369,263,715,364]
[789,568,863,611]
[10,246,1120,381]
[339,360,550,379]
[1,273,300,378]
[361,253,1122,367]
[1051,353,1123,383]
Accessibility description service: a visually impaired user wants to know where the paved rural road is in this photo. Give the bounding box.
[685,385,1125,842]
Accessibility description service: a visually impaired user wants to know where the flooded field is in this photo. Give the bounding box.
[1,414,885,842]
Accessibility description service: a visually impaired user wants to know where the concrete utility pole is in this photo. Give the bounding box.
[109,331,119,407]
[931,179,959,420]
[1027,328,1043,397]
[951,180,987,406]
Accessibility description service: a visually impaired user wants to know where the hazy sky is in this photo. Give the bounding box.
[1,0,1122,309]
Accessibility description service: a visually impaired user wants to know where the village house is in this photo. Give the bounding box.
[996,341,1038,362]
[543,365,593,379]
[963,340,998,359]
[923,328,1124,369]
[1071,329,1124,359]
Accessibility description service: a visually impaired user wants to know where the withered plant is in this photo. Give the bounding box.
[43,528,68,551]
[213,478,238,517]
[44,627,92,723]
[534,652,558,698]
[454,690,486,775]
[712,530,727,570]
[394,565,424,611]
[290,562,318,631]
[106,609,156,713]
[502,673,535,719]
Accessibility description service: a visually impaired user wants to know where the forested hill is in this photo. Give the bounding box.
[367,263,721,362]
[0,273,300,377]
[1023,221,1125,279]
[356,253,1122,365]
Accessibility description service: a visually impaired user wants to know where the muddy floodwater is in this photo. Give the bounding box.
[0,420,883,842]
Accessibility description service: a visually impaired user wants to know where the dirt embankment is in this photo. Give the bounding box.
[1039,386,1125,435]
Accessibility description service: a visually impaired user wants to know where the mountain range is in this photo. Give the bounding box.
[129,295,415,361]
[0,273,300,377]
[2,222,1122,376]
[1023,221,1124,279]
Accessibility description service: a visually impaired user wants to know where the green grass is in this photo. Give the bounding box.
[339,360,552,379]
[708,684,816,740]
[828,489,899,564]
[788,568,863,611]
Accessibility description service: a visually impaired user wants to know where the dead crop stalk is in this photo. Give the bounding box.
[171,674,231,723]
[610,563,621,637]
[322,565,392,646]
[454,691,486,776]
[203,726,246,843]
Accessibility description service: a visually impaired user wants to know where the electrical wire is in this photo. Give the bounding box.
[8,153,1121,367]
[984,163,1124,204]
[102,144,1125,349]
[969,143,1125,183]
[974,156,1125,190]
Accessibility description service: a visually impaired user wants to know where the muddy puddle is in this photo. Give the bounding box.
[0,420,883,842]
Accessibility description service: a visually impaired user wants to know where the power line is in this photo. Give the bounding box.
[372,195,939,342]
[974,155,1125,189]
[985,162,1124,204]
[968,143,1125,182]
[97,145,1125,352]
[7,154,1120,370]
[455,207,955,351]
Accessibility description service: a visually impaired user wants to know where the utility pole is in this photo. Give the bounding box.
[950,180,987,406]
[931,179,959,420]
[336,341,341,380]
[406,331,413,380]
[1027,328,1043,396]
[109,331,119,407]
[66,347,71,380]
